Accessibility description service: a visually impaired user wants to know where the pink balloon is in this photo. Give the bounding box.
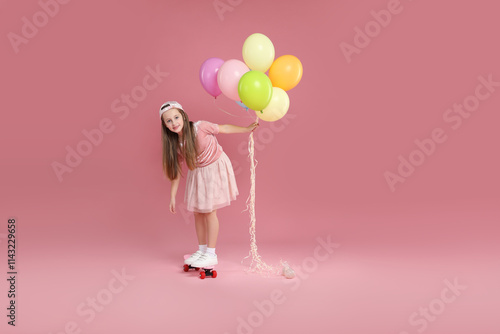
[217,59,250,101]
[200,57,224,98]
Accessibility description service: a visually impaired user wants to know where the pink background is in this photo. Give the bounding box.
[1,0,499,333]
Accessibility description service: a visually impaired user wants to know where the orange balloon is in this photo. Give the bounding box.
[268,55,303,91]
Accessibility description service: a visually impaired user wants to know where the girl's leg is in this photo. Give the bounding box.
[206,210,219,248]
[194,212,207,245]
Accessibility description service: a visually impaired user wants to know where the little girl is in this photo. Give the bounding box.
[160,101,259,268]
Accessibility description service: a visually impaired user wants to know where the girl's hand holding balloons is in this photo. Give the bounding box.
[247,122,260,132]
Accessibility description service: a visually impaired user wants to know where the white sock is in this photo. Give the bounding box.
[206,247,216,257]
[199,244,207,252]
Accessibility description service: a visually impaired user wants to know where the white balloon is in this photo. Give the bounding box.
[257,87,290,122]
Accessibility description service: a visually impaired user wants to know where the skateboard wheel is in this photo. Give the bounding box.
[200,271,206,279]
[183,264,189,272]
[212,270,217,278]
[195,267,200,271]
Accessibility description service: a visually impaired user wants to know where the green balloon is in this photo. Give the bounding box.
[238,71,273,111]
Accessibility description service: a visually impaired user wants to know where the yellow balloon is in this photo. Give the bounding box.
[242,33,275,72]
[269,55,303,91]
[257,87,289,122]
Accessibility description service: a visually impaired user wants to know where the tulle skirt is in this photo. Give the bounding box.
[185,151,239,213]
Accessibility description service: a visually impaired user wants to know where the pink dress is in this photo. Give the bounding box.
[182,120,239,213]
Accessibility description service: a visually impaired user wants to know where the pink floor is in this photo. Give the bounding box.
[1,199,498,334]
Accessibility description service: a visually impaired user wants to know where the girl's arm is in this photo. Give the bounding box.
[219,122,259,134]
[169,174,180,214]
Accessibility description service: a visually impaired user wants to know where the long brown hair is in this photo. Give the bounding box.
[161,109,198,180]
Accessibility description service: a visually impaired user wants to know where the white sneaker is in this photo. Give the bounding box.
[191,253,218,267]
[184,250,205,265]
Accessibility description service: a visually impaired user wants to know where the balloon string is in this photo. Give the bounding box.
[244,107,254,119]
[241,115,282,277]
[213,99,244,118]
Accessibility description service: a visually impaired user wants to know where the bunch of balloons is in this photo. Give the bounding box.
[199,33,303,122]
